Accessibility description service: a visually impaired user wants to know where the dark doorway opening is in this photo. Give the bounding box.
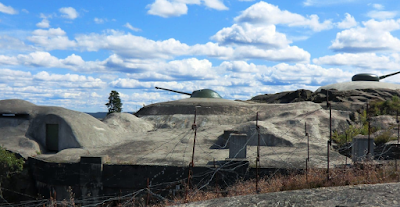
[46,124,59,152]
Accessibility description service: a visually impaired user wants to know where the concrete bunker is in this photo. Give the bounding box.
[0,112,30,129]
[27,114,80,152]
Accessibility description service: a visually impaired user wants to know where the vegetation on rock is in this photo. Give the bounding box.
[333,96,400,146]
[369,96,400,116]
[0,146,24,180]
[0,146,25,201]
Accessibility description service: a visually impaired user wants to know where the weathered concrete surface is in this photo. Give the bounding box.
[177,182,400,207]
[317,81,400,92]
[1,98,352,168]
[135,98,252,116]
[0,99,154,157]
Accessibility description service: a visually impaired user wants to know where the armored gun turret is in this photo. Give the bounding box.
[352,71,400,81]
[155,87,222,98]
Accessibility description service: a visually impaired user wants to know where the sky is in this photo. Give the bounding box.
[1,0,400,112]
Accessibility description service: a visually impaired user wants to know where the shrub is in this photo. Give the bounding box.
[369,96,400,116]
[0,146,24,180]
[374,128,397,146]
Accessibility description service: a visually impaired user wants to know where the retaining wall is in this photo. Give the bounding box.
[28,157,251,203]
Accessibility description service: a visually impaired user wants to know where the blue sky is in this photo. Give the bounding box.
[1,0,400,112]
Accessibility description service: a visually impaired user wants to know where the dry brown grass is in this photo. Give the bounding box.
[158,163,400,206]
[40,163,400,206]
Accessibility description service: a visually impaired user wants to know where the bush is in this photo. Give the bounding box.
[374,128,397,146]
[0,146,24,180]
[369,96,400,116]
[333,125,362,146]
[333,96,399,146]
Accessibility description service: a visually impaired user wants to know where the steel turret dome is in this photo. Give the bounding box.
[190,89,222,98]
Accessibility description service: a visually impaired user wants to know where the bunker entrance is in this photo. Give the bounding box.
[46,124,59,152]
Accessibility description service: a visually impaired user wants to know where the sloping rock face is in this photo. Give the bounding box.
[249,89,313,104]
[103,112,154,134]
[137,101,351,168]
[178,182,400,207]
[250,88,400,111]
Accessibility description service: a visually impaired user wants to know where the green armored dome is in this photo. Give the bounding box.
[155,87,222,98]
[190,89,222,98]
[352,71,400,82]
[352,73,379,81]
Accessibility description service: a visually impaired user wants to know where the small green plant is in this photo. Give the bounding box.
[374,127,397,145]
[333,125,362,146]
[0,146,24,180]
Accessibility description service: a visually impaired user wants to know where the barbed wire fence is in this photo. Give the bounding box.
[1,101,400,207]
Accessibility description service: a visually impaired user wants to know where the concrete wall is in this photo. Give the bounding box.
[229,134,247,159]
[352,137,374,162]
[28,157,250,203]
[27,114,80,151]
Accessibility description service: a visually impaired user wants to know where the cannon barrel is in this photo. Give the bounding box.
[155,87,191,96]
[379,71,400,80]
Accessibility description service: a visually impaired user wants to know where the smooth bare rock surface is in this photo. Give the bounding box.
[102,112,154,133]
[132,100,351,168]
[177,182,400,207]
[370,115,399,129]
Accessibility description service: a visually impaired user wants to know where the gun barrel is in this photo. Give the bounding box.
[379,71,400,80]
[155,87,191,96]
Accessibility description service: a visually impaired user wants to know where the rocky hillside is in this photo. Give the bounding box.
[249,88,400,112]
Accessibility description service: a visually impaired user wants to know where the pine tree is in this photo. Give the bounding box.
[105,90,122,114]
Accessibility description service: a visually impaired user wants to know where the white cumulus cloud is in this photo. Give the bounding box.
[367,10,397,20]
[330,19,400,53]
[75,30,190,59]
[147,0,227,17]
[147,0,189,18]
[234,1,332,32]
[124,23,141,32]
[313,53,400,70]
[36,18,50,28]
[336,13,357,29]
[161,58,215,79]
[33,71,106,88]
[232,45,310,63]
[371,3,384,10]
[28,28,76,50]
[212,23,291,49]
[94,17,105,24]
[0,52,105,72]
[202,0,228,10]
[219,61,261,73]
[59,7,79,19]
[0,2,17,14]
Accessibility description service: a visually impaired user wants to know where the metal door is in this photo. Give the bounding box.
[46,124,59,151]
